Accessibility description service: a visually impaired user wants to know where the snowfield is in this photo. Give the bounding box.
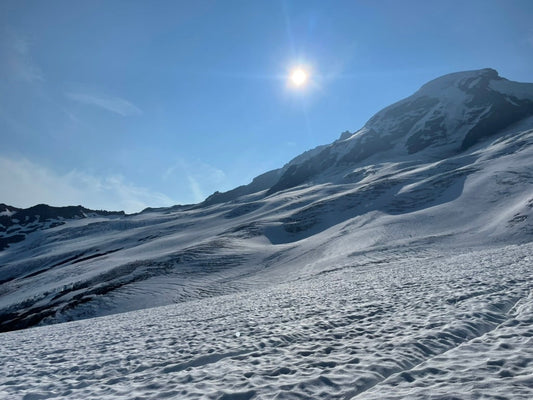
[1,243,532,399]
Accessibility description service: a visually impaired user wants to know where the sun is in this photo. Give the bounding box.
[290,67,309,87]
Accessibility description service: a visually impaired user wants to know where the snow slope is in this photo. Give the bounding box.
[0,204,124,251]
[1,243,532,399]
[0,68,532,398]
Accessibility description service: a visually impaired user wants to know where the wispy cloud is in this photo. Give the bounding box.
[163,158,227,203]
[187,176,205,203]
[1,28,44,82]
[66,92,142,117]
[0,156,174,213]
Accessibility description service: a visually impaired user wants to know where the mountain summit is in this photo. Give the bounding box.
[0,69,532,333]
[366,68,533,153]
[206,69,533,202]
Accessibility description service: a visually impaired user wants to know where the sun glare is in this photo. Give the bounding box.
[290,68,309,87]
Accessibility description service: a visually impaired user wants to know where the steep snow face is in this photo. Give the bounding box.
[267,69,533,194]
[358,68,533,154]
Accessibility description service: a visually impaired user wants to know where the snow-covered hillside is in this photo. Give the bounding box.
[0,68,532,398]
[0,204,124,251]
[1,244,532,399]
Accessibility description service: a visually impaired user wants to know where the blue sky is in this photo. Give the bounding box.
[1,0,532,213]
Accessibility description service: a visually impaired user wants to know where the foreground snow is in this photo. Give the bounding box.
[1,243,532,399]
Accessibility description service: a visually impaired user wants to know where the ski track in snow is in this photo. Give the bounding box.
[1,243,532,400]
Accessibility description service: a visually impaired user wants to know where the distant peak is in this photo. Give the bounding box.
[338,130,353,141]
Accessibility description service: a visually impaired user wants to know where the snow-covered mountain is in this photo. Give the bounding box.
[207,68,533,200]
[1,68,533,399]
[0,68,532,335]
[0,204,124,251]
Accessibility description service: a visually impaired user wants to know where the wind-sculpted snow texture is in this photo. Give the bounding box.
[1,69,533,398]
[1,244,532,399]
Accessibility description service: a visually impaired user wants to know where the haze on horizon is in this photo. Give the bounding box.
[1,0,533,213]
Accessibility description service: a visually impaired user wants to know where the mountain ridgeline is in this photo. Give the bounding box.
[206,68,533,203]
[1,68,532,332]
[0,204,124,251]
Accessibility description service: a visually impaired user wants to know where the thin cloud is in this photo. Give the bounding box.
[187,175,205,203]
[163,158,227,203]
[0,156,174,213]
[66,92,142,116]
[1,28,44,82]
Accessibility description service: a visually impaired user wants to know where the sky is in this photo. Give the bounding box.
[1,0,532,213]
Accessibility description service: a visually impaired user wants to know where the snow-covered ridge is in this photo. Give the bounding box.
[0,204,124,251]
[206,68,532,199]
[416,68,500,94]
